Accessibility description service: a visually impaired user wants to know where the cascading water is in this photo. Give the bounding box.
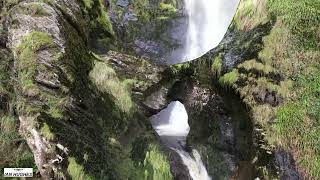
[150,0,240,178]
[151,101,211,180]
[181,0,239,62]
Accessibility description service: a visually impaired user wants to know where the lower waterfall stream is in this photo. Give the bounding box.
[150,101,211,180]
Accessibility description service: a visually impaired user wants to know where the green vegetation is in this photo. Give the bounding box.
[268,0,320,49]
[67,157,94,180]
[81,0,114,35]
[171,62,194,77]
[89,60,134,115]
[40,123,55,140]
[274,70,320,177]
[211,54,223,77]
[223,0,320,178]
[159,3,177,13]
[83,0,94,10]
[16,31,54,95]
[238,59,273,75]
[0,116,36,174]
[142,144,173,180]
[234,0,269,31]
[20,3,50,16]
[219,69,239,87]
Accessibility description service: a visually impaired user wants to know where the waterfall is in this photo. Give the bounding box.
[151,101,211,180]
[181,0,239,62]
[149,0,241,178]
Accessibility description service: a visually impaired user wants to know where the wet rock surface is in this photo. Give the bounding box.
[254,89,283,107]
[166,78,255,179]
[210,23,273,70]
[275,150,302,180]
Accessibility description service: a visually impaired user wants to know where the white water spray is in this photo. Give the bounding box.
[151,101,211,180]
[182,0,239,62]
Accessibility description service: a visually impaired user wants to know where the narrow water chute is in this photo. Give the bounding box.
[150,101,211,180]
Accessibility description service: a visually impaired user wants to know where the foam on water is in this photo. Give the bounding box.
[150,101,211,180]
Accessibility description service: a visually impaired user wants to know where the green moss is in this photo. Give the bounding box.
[97,0,113,35]
[16,31,54,94]
[90,60,134,115]
[21,3,50,17]
[83,0,114,35]
[67,157,94,180]
[4,0,19,8]
[0,116,18,138]
[238,59,274,75]
[258,19,297,77]
[159,3,177,13]
[15,151,37,169]
[83,0,94,10]
[211,54,223,77]
[46,95,66,119]
[171,62,194,76]
[219,69,239,87]
[40,123,55,140]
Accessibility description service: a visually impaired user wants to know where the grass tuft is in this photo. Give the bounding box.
[219,69,239,87]
[67,157,94,180]
[211,54,223,77]
[142,144,173,180]
[89,60,134,115]
[40,123,55,140]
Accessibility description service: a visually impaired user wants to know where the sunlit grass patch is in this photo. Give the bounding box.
[219,69,239,87]
[16,31,55,95]
[211,54,223,77]
[238,59,274,75]
[274,69,320,177]
[67,157,94,180]
[89,60,134,115]
[234,0,269,31]
[159,3,177,13]
[268,0,320,49]
[40,123,55,140]
[142,144,173,180]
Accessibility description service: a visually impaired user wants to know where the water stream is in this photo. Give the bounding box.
[181,0,239,62]
[150,0,241,178]
[151,101,211,180]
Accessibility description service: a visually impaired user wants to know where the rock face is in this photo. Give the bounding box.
[6,1,89,178]
[166,78,255,179]
[109,0,188,63]
[2,0,172,179]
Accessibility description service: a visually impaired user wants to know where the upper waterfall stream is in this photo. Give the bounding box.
[171,0,239,64]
